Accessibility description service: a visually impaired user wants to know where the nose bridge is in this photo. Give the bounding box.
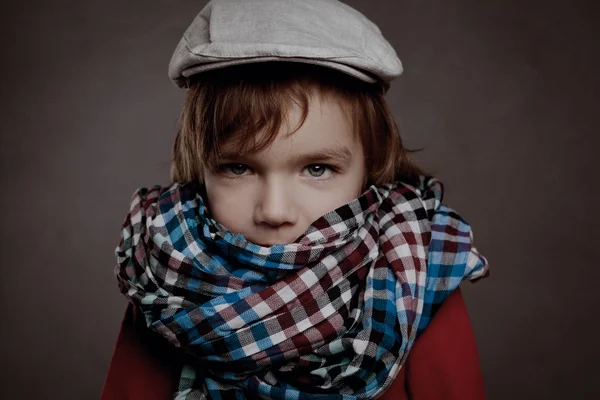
[256,175,297,225]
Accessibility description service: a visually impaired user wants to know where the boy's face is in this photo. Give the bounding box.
[203,92,367,246]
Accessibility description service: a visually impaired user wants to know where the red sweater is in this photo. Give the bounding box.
[101,287,485,399]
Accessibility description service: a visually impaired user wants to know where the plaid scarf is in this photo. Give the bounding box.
[115,175,489,399]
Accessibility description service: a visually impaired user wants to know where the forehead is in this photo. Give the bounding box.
[219,91,358,156]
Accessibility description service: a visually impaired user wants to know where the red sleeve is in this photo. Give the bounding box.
[101,302,182,400]
[102,288,485,400]
[381,287,486,399]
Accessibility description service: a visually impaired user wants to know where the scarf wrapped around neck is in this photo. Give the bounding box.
[115,175,489,399]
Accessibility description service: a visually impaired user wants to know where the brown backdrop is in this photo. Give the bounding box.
[1,0,598,398]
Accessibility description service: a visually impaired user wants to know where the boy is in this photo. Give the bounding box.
[103,1,490,399]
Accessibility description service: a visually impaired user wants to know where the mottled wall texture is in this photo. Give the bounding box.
[1,0,598,398]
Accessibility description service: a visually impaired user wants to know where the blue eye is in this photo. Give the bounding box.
[225,164,248,175]
[307,165,327,177]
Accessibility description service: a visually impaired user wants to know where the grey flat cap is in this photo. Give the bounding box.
[168,0,403,89]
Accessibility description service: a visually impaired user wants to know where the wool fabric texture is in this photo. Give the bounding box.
[115,175,489,399]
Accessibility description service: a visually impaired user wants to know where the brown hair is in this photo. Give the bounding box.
[170,62,429,187]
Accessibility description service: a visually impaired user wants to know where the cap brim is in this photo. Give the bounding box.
[178,56,379,88]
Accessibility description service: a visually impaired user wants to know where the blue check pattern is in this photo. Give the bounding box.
[115,175,489,399]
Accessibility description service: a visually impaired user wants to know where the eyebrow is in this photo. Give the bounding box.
[219,144,353,165]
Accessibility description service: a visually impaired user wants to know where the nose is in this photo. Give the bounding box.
[253,178,298,227]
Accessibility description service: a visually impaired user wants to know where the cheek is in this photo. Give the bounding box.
[297,185,359,221]
[205,184,252,232]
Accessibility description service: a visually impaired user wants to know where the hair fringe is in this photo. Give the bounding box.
[170,62,429,188]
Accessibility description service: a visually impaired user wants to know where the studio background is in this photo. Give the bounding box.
[1,0,598,398]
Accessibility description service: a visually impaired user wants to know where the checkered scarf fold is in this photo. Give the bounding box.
[115,175,489,399]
